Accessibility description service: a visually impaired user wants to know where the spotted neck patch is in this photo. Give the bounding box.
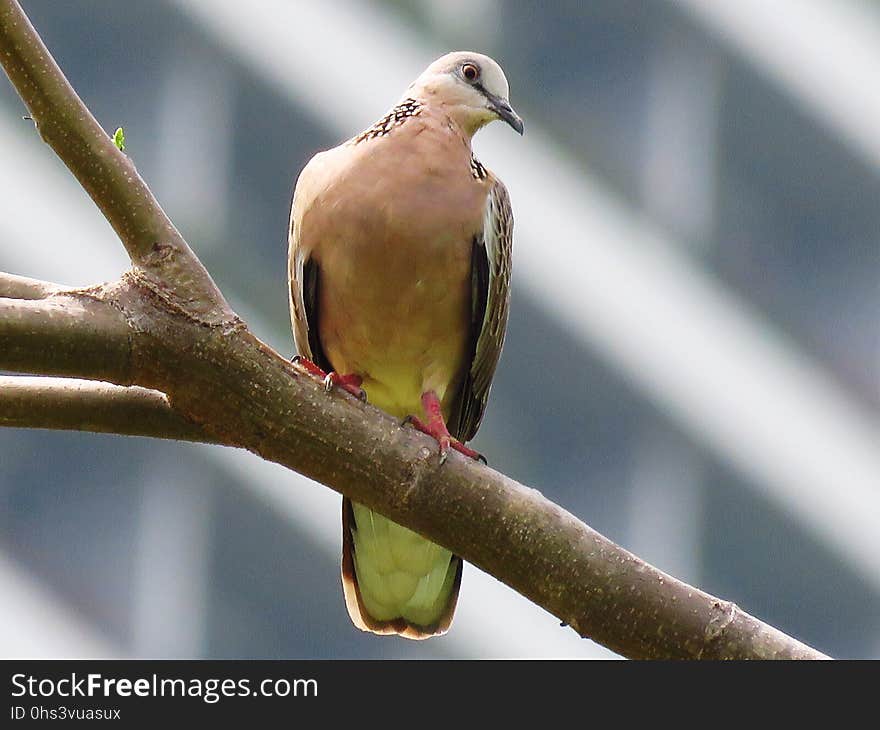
[351,98,423,144]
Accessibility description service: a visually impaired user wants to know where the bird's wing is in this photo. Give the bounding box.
[450,176,514,443]
[288,155,332,371]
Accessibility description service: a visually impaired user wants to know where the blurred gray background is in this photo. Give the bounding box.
[1,0,878,659]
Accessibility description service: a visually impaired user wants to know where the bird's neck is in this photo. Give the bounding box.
[407,89,485,143]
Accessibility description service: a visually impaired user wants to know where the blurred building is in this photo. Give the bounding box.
[0,0,877,658]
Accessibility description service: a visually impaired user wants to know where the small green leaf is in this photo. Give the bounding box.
[112,127,125,151]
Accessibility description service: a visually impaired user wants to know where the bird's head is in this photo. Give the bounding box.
[409,51,524,138]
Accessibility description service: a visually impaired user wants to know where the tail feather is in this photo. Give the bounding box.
[341,497,461,639]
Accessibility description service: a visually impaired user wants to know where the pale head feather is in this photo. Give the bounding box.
[407,51,521,137]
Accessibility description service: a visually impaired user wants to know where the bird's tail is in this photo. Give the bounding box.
[341,497,461,639]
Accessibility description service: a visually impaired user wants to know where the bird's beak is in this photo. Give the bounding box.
[489,95,524,135]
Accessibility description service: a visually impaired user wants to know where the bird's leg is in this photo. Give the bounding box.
[291,355,366,401]
[407,390,484,464]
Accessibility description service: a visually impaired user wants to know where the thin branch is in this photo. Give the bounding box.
[0,376,216,444]
[0,0,234,325]
[0,287,132,382]
[0,0,831,660]
[0,271,62,299]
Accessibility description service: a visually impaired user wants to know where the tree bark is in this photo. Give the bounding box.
[0,288,132,381]
[0,272,62,300]
[0,0,829,659]
[0,376,213,443]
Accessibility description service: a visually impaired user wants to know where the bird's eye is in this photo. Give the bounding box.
[461,63,480,82]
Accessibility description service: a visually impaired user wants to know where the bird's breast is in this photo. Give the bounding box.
[317,220,472,418]
[306,134,485,418]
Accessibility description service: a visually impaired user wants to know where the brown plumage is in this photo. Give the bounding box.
[288,52,520,638]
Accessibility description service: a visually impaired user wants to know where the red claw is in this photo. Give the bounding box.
[408,390,484,464]
[293,356,366,401]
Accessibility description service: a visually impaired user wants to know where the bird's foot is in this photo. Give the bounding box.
[405,390,485,465]
[292,355,366,401]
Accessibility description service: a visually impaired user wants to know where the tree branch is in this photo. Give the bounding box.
[0,0,830,659]
[0,375,216,444]
[0,271,62,299]
[0,0,233,325]
[0,288,132,382]
[0,276,829,661]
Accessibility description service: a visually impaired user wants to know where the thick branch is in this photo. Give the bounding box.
[0,289,132,382]
[0,0,233,325]
[0,0,830,660]
[0,271,62,299]
[0,376,215,443]
[6,274,825,659]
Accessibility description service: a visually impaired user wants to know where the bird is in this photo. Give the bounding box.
[288,51,522,639]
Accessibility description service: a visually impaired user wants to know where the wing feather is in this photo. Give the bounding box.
[450,177,514,442]
[288,183,331,371]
